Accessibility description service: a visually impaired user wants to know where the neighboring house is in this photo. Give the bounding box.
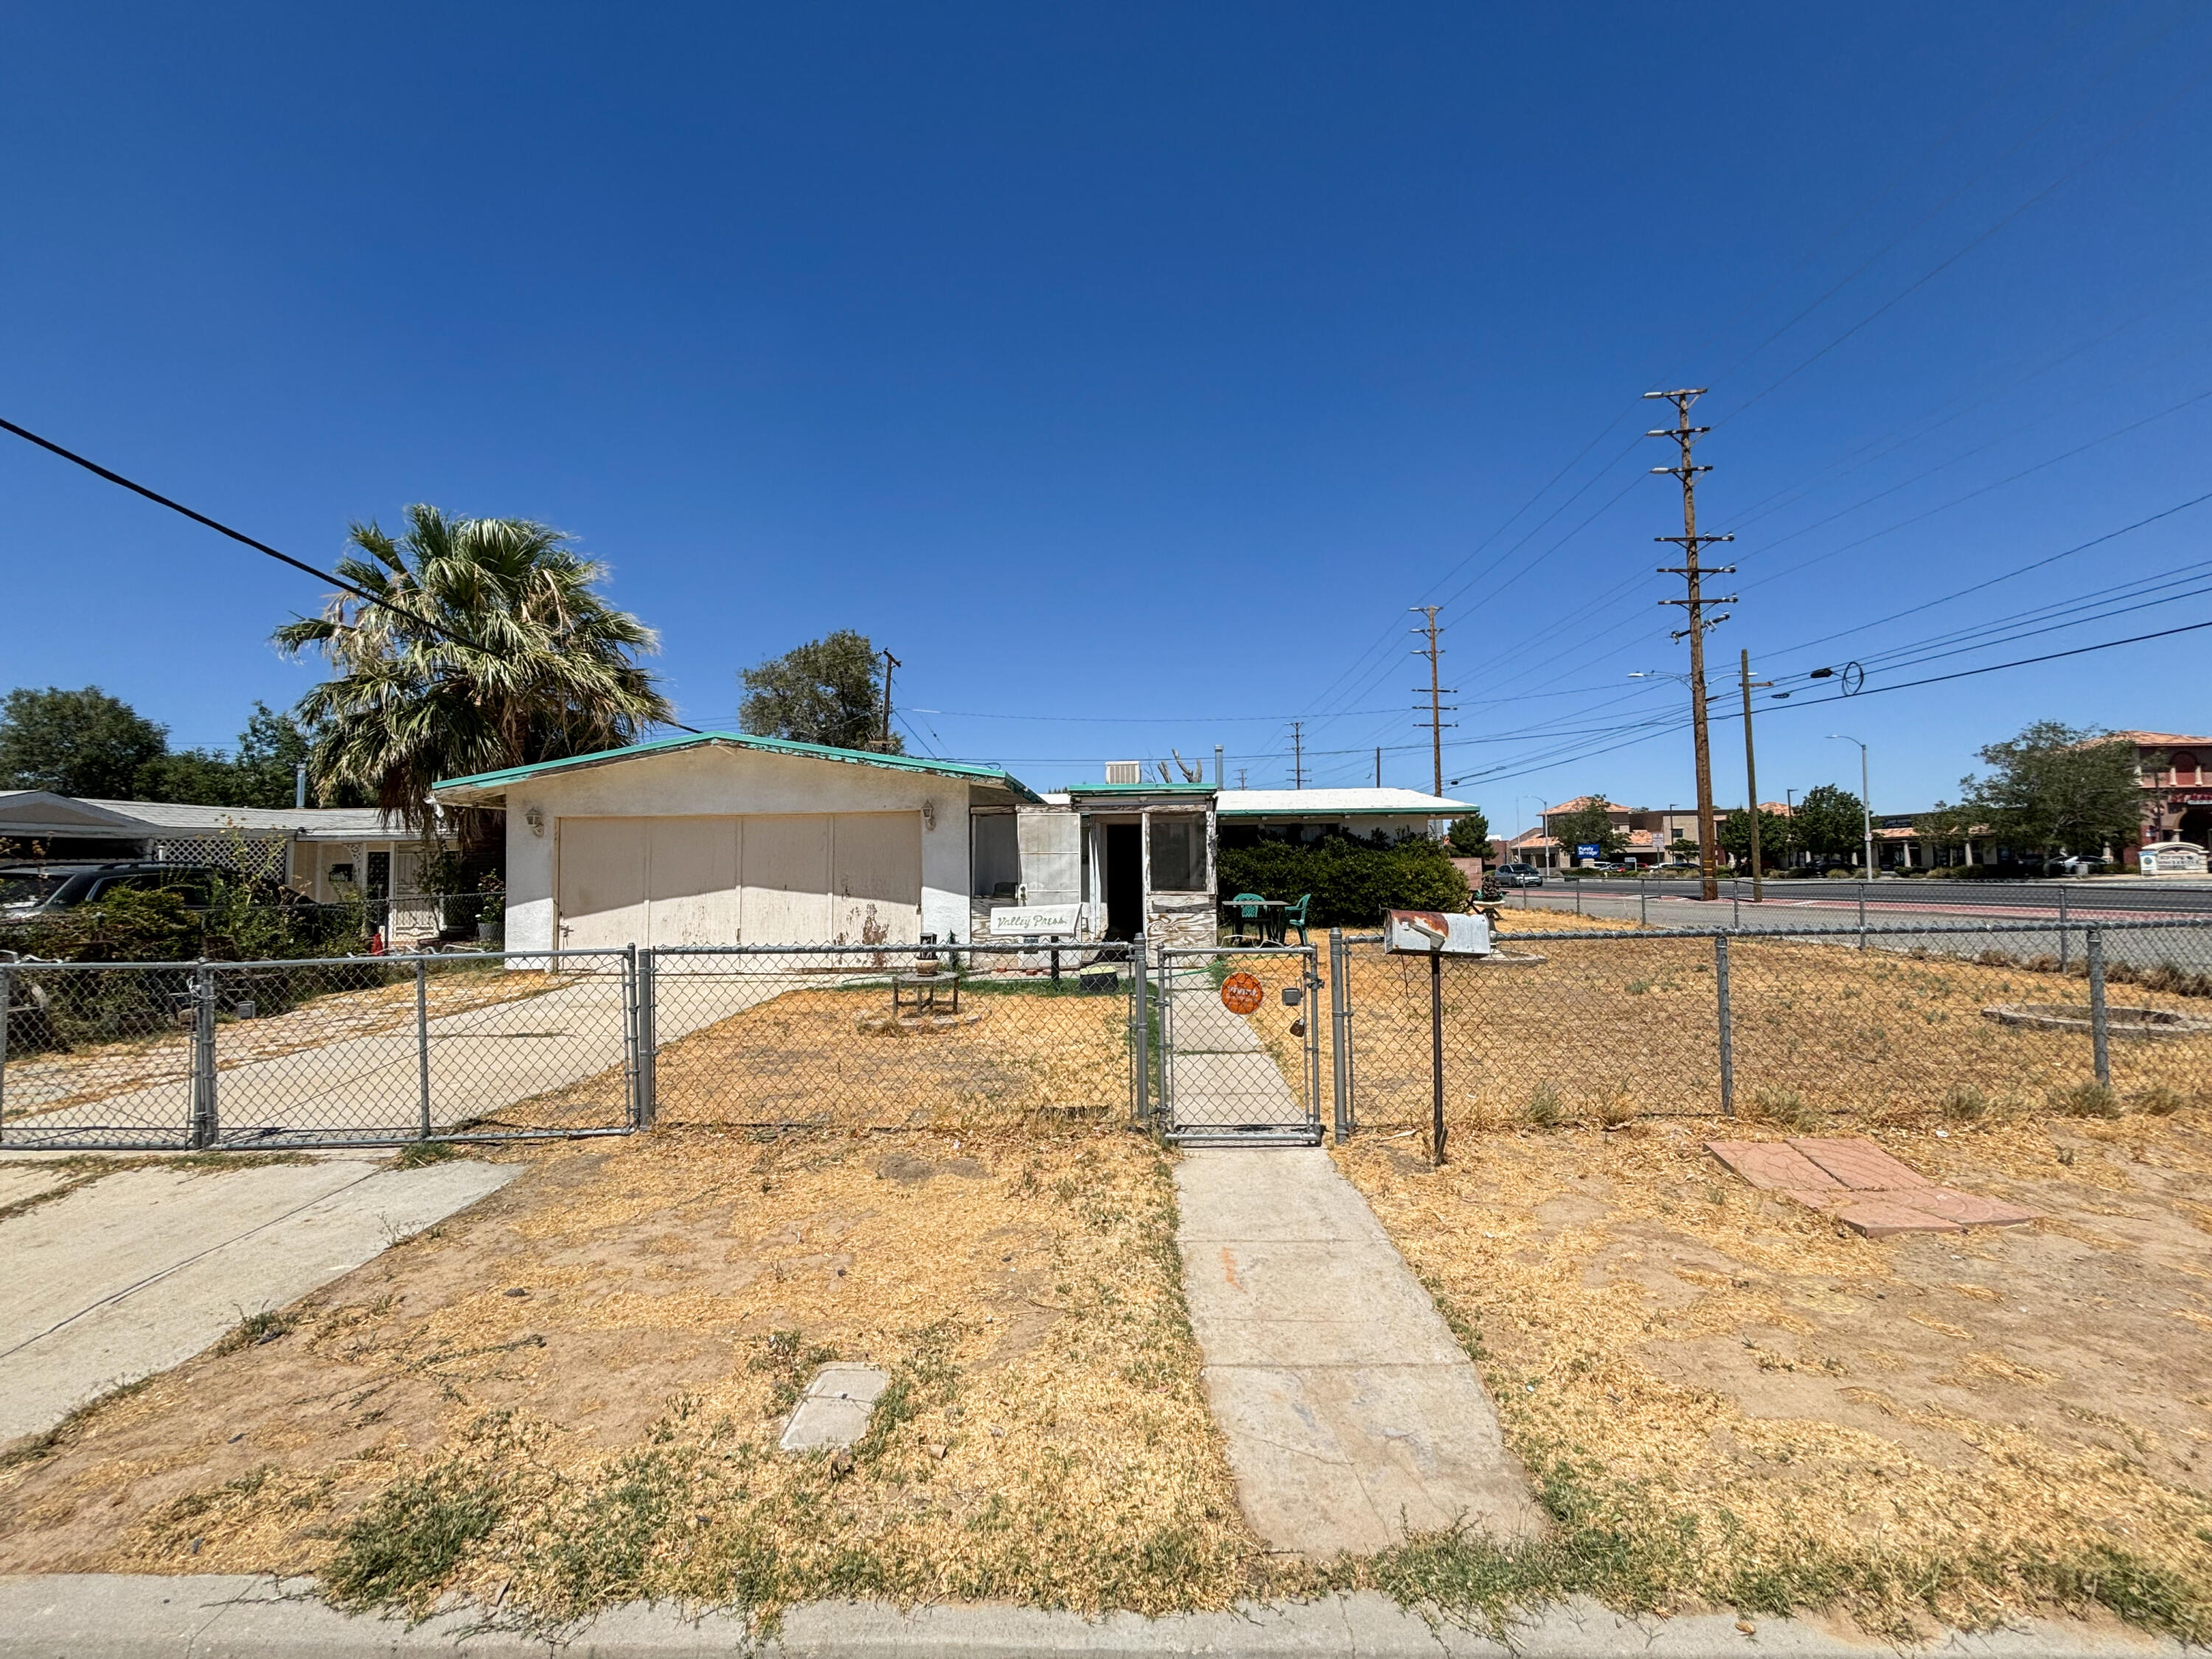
[0,790,451,936]
[1214,787,1474,846]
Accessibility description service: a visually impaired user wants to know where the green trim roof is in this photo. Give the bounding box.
[1062,782,1217,796]
[432,732,1042,802]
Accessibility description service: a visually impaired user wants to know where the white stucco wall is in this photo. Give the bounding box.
[496,745,978,952]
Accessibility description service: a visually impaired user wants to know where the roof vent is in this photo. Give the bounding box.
[1105,760,1143,785]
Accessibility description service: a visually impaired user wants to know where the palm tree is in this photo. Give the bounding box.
[274,507,675,849]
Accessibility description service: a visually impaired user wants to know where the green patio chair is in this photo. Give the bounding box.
[1277,893,1311,946]
[1226,891,1266,944]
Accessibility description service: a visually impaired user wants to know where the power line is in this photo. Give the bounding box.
[0,412,708,737]
[0,414,484,655]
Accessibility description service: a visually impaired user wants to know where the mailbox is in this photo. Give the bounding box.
[1384,909,1493,956]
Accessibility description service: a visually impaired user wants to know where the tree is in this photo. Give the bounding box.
[1445,807,1492,857]
[1547,796,1627,861]
[1921,721,2143,863]
[132,703,329,808]
[1793,783,1866,863]
[1717,807,1791,871]
[0,686,168,797]
[274,507,672,847]
[738,630,901,753]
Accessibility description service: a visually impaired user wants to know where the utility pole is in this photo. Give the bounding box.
[1374,746,1382,788]
[1290,721,1307,790]
[1410,605,1455,798]
[1646,389,1735,902]
[878,650,902,751]
[1237,767,1248,789]
[1739,650,1773,902]
[1214,744,1224,787]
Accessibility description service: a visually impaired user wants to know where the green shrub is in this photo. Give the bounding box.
[15,887,200,962]
[1217,832,1469,928]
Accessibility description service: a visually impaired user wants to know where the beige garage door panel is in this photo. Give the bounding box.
[554,811,922,947]
[557,818,647,950]
[647,817,743,946]
[830,813,923,945]
[741,813,833,944]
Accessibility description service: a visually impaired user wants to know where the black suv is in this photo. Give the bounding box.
[0,862,299,922]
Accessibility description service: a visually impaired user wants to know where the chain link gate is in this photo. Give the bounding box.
[1152,943,1322,1144]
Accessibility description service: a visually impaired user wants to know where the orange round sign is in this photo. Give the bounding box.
[1220,971,1265,1015]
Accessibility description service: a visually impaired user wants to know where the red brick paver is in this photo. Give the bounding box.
[1786,1138,1930,1189]
[1704,1141,1843,1191]
[1705,1136,2039,1237]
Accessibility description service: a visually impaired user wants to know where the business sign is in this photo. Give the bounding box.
[989,902,1082,936]
[1576,843,1601,860]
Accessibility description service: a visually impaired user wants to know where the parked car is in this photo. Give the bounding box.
[0,862,307,923]
[1495,862,1545,888]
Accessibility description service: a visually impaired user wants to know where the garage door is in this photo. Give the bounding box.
[556,813,921,949]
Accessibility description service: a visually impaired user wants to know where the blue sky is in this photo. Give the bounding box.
[4,2,2209,836]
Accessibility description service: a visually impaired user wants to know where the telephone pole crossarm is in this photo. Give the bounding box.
[1410,605,1453,798]
[1643,387,1732,902]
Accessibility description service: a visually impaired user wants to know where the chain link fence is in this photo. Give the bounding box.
[642,939,1143,1133]
[1331,917,2212,1150]
[1,949,638,1150]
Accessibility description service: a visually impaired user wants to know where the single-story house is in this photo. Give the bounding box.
[0,790,451,934]
[431,737,1500,955]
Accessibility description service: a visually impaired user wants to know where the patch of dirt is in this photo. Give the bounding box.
[1336,1109,2212,1631]
[0,1122,1259,1624]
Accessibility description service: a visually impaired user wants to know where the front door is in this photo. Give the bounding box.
[1105,824,1143,939]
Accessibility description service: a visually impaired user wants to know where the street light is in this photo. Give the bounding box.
[1827,735,1875,878]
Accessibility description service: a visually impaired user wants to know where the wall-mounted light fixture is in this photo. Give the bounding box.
[525,806,545,837]
[921,799,937,831]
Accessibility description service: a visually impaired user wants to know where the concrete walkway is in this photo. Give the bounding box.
[0,1576,2172,1657]
[1175,1146,1543,1557]
[1161,964,1312,1138]
[0,1155,515,1443]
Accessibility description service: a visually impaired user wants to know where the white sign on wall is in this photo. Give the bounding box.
[989,902,1083,936]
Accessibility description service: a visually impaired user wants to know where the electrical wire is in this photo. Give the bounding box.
[0,413,707,737]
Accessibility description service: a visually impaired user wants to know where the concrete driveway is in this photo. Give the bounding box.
[0,1152,516,1445]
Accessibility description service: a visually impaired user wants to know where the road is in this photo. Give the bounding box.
[1495,880,2212,974]
[1510,875,2212,917]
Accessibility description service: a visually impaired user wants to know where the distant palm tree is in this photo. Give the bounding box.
[274,507,674,848]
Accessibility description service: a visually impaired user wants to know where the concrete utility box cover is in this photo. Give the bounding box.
[1384,910,1492,956]
[779,1363,893,1453]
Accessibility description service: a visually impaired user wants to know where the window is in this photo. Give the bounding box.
[1147,816,1208,891]
[2173,751,2199,784]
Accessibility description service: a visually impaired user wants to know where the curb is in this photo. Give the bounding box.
[0,1576,2183,1658]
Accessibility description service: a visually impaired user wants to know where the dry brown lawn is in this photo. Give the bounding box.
[1335,1105,2212,1638]
[650,976,1134,1130]
[0,1120,1260,1629]
[1338,931,2212,1133]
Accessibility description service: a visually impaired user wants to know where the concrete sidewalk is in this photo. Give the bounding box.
[1175,1146,1543,1557]
[0,1575,2177,1657]
[0,1155,515,1443]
